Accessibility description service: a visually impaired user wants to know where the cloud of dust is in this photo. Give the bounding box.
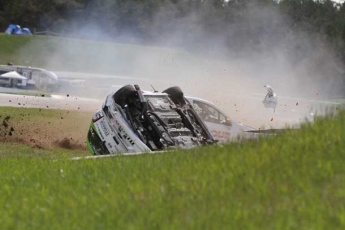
[16,1,345,128]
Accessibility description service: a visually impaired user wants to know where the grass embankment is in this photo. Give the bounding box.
[0,106,344,229]
[0,35,32,64]
[0,34,195,76]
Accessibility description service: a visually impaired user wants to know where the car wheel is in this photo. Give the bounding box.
[162,86,185,105]
[113,84,137,107]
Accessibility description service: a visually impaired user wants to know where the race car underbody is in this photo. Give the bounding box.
[87,85,216,155]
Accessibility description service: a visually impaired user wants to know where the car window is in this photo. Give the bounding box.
[22,71,33,79]
[32,71,40,81]
[193,101,223,124]
[219,112,227,124]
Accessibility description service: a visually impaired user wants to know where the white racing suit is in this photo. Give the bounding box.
[262,85,278,112]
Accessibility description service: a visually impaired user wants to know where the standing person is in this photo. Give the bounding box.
[262,85,278,112]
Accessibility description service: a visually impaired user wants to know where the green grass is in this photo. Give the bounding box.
[0,108,344,229]
[0,35,32,63]
[0,142,86,158]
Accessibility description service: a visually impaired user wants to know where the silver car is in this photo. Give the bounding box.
[86,85,216,155]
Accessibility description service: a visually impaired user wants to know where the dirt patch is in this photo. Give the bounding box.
[0,116,15,137]
[0,108,91,151]
[53,137,85,150]
[2,115,10,129]
[0,133,87,151]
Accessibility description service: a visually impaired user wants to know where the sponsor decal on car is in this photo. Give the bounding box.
[99,119,110,136]
[211,130,230,139]
[96,127,105,140]
[123,134,135,145]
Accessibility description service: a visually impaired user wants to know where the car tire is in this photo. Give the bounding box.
[163,86,185,105]
[113,84,137,107]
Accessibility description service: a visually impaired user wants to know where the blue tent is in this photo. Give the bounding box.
[4,24,23,35]
[22,28,32,35]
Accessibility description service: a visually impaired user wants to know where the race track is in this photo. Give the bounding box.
[0,71,343,129]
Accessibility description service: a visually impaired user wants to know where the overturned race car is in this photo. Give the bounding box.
[87,85,217,155]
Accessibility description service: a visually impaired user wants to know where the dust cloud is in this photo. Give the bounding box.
[16,1,345,128]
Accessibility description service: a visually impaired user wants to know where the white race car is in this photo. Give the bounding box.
[185,96,257,143]
[86,85,260,155]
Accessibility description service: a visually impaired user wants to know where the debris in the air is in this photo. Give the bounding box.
[296,102,299,106]
[2,116,10,129]
[67,94,69,97]
[270,118,274,121]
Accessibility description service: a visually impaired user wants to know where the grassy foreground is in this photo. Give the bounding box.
[0,108,344,229]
